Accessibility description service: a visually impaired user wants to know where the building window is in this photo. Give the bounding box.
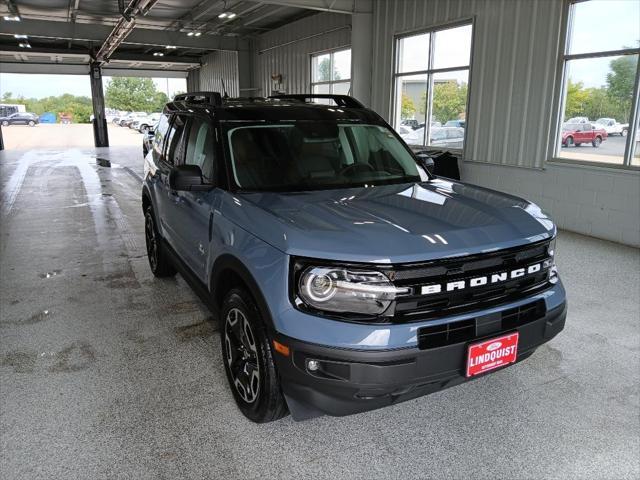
[555,0,640,167]
[310,48,351,96]
[392,23,472,150]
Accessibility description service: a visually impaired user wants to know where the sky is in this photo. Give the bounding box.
[0,73,187,99]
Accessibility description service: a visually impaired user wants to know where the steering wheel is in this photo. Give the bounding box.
[339,163,376,176]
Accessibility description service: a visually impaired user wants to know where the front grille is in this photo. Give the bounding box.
[390,240,552,321]
[417,299,546,350]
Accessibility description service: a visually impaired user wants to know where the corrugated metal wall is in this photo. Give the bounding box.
[194,50,240,96]
[370,0,564,169]
[252,12,351,96]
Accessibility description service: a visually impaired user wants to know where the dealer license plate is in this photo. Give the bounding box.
[466,332,519,377]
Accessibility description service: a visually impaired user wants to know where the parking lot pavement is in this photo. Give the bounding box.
[559,135,638,164]
[0,123,143,150]
[1,147,639,479]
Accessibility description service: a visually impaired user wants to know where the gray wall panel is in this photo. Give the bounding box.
[190,51,240,97]
[252,12,351,96]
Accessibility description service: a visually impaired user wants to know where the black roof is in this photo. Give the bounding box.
[163,93,386,124]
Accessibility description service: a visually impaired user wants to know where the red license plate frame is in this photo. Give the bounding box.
[466,332,519,378]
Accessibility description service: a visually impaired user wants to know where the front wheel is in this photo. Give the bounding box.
[592,137,602,147]
[28,120,35,127]
[221,289,288,423]
[1,120,8,126]
[621,129,628,137]
[565,136,574,147]
[144,206,176,277]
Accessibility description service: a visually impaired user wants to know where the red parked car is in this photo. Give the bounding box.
[562,122,607,147]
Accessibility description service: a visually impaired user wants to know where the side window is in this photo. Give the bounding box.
[165,115,188,165]
[153,114,170,155]
[184,117,216,183]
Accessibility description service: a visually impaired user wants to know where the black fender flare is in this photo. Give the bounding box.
[210,254,276,330]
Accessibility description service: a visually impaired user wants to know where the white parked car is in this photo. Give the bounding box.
[132,113,161,133]
[400,126,464,148]
[594,118,629,137]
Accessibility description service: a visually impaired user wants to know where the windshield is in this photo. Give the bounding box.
[226,122,425,192]
[562,123,579,131]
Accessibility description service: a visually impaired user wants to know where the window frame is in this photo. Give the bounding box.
[309,47,352,95]
[391,18,474,154]
[550,0,640,169]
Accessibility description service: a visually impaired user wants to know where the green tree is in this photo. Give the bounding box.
[606,54,637,121]
[105,77,162,111]
[401,94,416,119]
[316,57,341,82]
[564,80,590,119]
[422,81,468,124]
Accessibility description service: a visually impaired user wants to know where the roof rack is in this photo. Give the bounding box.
[173,91,223,106]
[268,94,364,108]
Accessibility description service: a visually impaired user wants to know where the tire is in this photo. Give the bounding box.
[221,288,288,423]
[565,136,574,147]
[621,128,628,137]
[575,143,581,147]
[144,206,176,277]
[28,120,35,127]
[140,125,149,134]
[1,120,8,126]
[143,145,148,157]
[592,136,602,148]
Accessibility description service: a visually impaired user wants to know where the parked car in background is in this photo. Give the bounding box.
[594,118,629,137]
[401,119,419,129]
[120,112,147,127]
[0,112,39,126]
[562,123,607,147]
[132,113,161,133]
[401,126,464,148]
[565,116,589,124]
[444,119,465,128]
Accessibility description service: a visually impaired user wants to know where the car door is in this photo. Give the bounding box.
[170,115,220,281]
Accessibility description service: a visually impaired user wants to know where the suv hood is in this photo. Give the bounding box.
[225,179,555,264]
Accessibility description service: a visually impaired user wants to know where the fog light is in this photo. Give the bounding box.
[307,360,320,372]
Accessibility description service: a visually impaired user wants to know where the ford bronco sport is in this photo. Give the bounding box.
[142,92,567,422]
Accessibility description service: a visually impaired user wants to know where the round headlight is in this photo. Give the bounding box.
[304,271,337,302]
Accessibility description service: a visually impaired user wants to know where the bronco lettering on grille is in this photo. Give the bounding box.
[420,263,544,295]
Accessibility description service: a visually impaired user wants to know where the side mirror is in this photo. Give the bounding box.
[415,152,435,175]
[169,165,212,191]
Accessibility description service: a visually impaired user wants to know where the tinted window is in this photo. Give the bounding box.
[184,118,215,183]
[153,114,170,155]
[165,115,187,165]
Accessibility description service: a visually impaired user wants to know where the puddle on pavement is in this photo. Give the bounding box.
[96,158,111,167]
[0,341,96,374]
[94,270,140,289]
[174,318,218,341]
[163,301,201,314]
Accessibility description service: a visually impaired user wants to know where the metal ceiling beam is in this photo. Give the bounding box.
[244,0,372,14]
[0,18,250,51]
[95,0,160,62]
[242,5,287,26]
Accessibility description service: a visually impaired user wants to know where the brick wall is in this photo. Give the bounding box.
[462,162,640,247]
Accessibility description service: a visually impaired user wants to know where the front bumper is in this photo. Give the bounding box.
[274,294,567,419]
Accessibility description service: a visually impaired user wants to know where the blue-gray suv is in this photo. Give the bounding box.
[142,92,567,422]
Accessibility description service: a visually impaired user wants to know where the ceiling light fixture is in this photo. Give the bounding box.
[194,31,202,37]
[18,42,31,48]
[227,12,236,19]
[13,34,28,39]
[3,15,21,21]
[153,52,164,57]
[219,11,236,19]
[187,31,194,36]
[218,12,227,18]
[165,45,176,49]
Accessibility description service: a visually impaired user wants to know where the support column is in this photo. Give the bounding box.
[89,62,109,147]
[350,12,373,107]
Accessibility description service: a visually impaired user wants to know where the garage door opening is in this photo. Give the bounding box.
[0,73,186,151]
